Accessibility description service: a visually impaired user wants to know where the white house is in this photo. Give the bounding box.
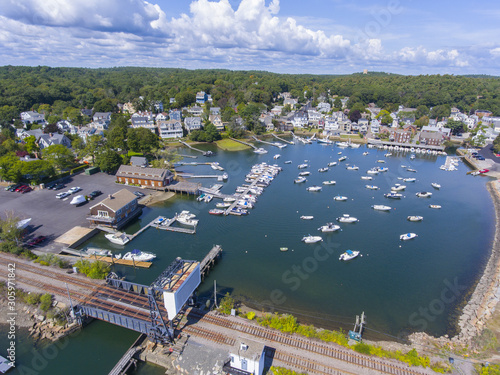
[93,112,111,124]
[317,102,331,113]
[21,111,46,125]
[187,106,203,117]
[158,120,183,139]
[130,116,156,132]
[324,117,339,133]
[209,114,224,131]
[307,110,322,122]
[38,133,72,149]
[271,106,283,117]
[291,111,308,128]
[184,117,202,133]
[223,339,266,375]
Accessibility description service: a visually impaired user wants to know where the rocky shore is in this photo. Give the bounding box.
[410,180,500,349]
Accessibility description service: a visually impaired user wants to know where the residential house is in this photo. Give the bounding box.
[421,125,451,138]
[38,133,72,149]
[196,91,208,104]
[158,120,183,139]
[93,112,111,125]
[169,97,176,104]
[81,108,93,118]
[187,106,203,117]
[475,110,492,118]
[283,97,298,108]
[210,107,221,116]
[223,340,266,375]
[259,115,274,132]
[307,110,322,122]
[87,189,141,229]
[271,106,284,117]
[154,101,164,112]
[130,156,148,168]
[340,97,349,108]
[169,110,182,121]
[370,119,381,134]
[122,103,135,114]
[17,128,44,141]
[21,111,46,125]
[324,117,339,133]
[184,117,202,133]
[155,112,169,122]
[390,129,412,143]
[291,111,308,128]
[130,116,156,133]
[209,114,224,131]
[56,120,74,133]
[358,118,369,128]
[340,120,352,133]
[115,165,174,189]
[419,131,445,146]
[78,127,103,143]
[317,102,331,113]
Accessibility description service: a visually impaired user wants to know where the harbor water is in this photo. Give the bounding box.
[2,140,495,373]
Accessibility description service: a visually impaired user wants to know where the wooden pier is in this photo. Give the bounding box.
[252,135,285,148]
[89,255,153,268]
[165,181,201,195]
[272,133,294,145]
[179,140,212,156]
[200,245,223,278]
[150,215,197,234]
[229,137,257,150]
[109,334,146,375]
[178,154,198,159]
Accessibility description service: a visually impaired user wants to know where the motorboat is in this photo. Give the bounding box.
[298,163,309,169]
[372,205,391,211]
[337,142,349,148]
[122,249,156,262]
[273,154,281,159]
[176,211,199,226]
[237,200,253,209]
[318,167,329,172]
[365,185,379,190]
[377,167,389,172]
[403,177,416,182]
[254,148,268,154]
[429,204,442,209]
[222,173,229,180]
[280,247,288,252]
[284,160,292,164]
[362,152,369,156]
[229,207,249,216]
[336,214,358,223]
[407,216,423,222]
[367,169,379,175]
[416,192,432,198]
[361,176,373,180]
[384,193,402,199]
[349,143,361,148]
[86,247,121,258]
[328,162,338,167]
[410,154,416,159]
[338,156,347,162]
[479,169,489,174]
[204,194,213,202]
[385,153,392,157]
[105,232,130,245]
[224,197,236,202]
[431,183,441,189]
[197,193,206,201]
[407,168,417,173]
[299,171,311,176]
[302,235,323,243]
[16,218,32,229]
[209,208,225,215]
[346,166,359,170]
[216,202,231,208]
[376,160,385,163]
[300,215,314,220]
[153,216,166,225]
[400,233,418,241]
[391,184,406,191]
[339,250,360,261]
[333,195,348,201]
[211,162,224,170]
[323,180,336,185]
[294,176,307,184]
[70,195,87,206]
[307,186,322,192]
[318,223,341,232]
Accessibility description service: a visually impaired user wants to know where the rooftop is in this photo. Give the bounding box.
[89,189,137,212]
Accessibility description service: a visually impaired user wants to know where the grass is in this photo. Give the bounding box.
[216,138,251,151]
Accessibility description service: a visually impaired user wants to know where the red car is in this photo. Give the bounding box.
[479,169,489,174]
[15,185,28,192]
[27,236,47,247]
[20,186,32,193]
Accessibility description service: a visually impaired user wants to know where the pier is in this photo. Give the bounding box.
[178,154,198,159]
[176,173,227,181]
[200,245,223,279]
[165,181,200,195]
[272,133,294,145]
[367,139,445,151]
[150,215,197,235]
[229,137,257,150]
[179,140,213,156]
[108,334,146,375]
[252,135,285,148]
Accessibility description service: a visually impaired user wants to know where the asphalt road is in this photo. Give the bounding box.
[0,172,151,248]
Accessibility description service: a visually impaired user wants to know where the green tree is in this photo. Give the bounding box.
[127,127,159,154]
[376,110,393,125]
[333,97,342,110]
[226,117,246,138]
[0,105,19,126]
[0,153,22,182]
[415,105,429,118]
[204,122,222,142]
[446,119,466,135]
[83,135,106,165]
[93,98,117,113]
[106,125,128,151]
[20,160,54,183]
[24,135,40,155]
[95,148,122,173]
[42,144,75,170]
[218,293,235,315]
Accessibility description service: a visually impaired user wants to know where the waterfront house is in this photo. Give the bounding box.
[223,339,266,375]
[291,111,308,128]
[259,115,274,132]
[87,189,141,229]
[131,116,156,133]
[187,106,203,117]
[115,165,174,189]
[209,114,224,131]
[210,107,221,116]
[93,112,111,125]
[271,106,283,117]
[184,117,202,133]
[419,131,445,146]
[390,129,412,143]
[158,120,183,139]
[317,102,331,113]
[169,110,182,121]
[475,110,492,118]
[155,112,168,122]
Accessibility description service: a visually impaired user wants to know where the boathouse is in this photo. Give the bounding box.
[87,189,141,229]
[115,165,174,189]
[223,339,266,375]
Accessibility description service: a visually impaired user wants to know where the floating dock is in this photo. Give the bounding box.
[177,173,226,181]
[150,216,197,234]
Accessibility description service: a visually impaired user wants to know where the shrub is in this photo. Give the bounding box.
[39,294,52,311]
[270,366,306,375]
[353,342,372,355]
[25,292,41,305]
[74,259,110,279]
[218,293,235,315]
[246,311,256,320]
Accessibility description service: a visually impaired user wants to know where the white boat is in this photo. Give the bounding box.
[346,166,359,170]
[323,180,336,185]
[410,154,416,159]
[254,148,268,154]
[300,215,314,220]
[222,173,228,180]
[153,216,166,225]
[273,154,281,159]
[302,235,323,243]
[349,143,361,148]
[339,249,360,261]
[209,208,225,215]
[294,176,307,183]
[16,218,32,229]
[362,152,369,156]
[416,192,432,198]
[384,193,402,199]
[372,205,391,211]
[377,160,386,163]
[237,200,253,209]
[403,177,416,182]
[338,156,347,162]
[318,223,341,232]
[361,176,373,180]
[385,153,392,157]
[224,197,236,202]
[299,171,310,176]
[122,249,156,262]
[407,216,423,222]
[298,163,309,169]
[400,233,418,241]
[365,185,379,190]
[328,162,338,167]
[284,160,292,164]
[318,167,329,172]
[105,232,130,245]
[337,142,349,148]
[429,204,442,209]
[336,214,358,223]
[216,202,231,208]
[204,194,213,202]
[86,247,121,258]
[431,183,441,189]
[333,195,348,201]
[407,168,417,173]
[367,169,379,175]
[176,211,199,226]
[307,186,322,192]
[70,195,87,205]
[391,185,406,192]
[377,167,389,172]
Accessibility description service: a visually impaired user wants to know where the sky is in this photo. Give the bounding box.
[0,0,499,75]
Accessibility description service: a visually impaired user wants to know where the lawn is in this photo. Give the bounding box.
[216,138,252,151]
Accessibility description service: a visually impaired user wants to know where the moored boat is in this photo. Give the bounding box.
[318,223,341,232]
[300,215,314,220]
[400,233,418,241]
[86,247,121,258]
[299,171,310,176]
[338,156,347,162]
[372,205,391,211]
[209,208,225,215]
[407,216,423,222]
[336,214,358,223]
[323,180,336,185]
[416,192,432,198]
[429,204,441,209]
[328,161,338,167]
[365,185,379,190]
[298,163,309,169]
[339,249,360,261]
[294,176,307,183]
[361,176,373,180]
[384,193,402,199]
[333,195,348,201]
[346,166,359,170]
[318,167,329,172]
[403,177,416,182]
[105,232,130,245]
[301,235,323,243]
[307,186,322,192]
[284,160,292,164]
[431,183,441,189]
[122,249,156,262]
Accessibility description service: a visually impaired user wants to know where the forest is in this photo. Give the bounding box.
[0,66,500,128]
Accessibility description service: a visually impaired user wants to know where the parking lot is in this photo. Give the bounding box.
[0,172,152,251]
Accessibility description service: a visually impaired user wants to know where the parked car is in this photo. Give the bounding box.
[45,182,56,189]
[88,190,102,199]
[56,192,70,199]
[67,186,82,194]
[53,183,65,190]
[15,185,28,192]
[27,235,47,247]
[133,191,145,198]
[5,184,17,191]
[20,186,32,194]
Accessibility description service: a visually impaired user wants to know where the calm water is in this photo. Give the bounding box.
[3,140,495,373]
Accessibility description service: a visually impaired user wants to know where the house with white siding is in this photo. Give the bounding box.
[158,120,183,139]
[223,339,266,375]
[184,117,202,133]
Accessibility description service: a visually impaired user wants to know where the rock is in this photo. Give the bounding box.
[35,314,45,322]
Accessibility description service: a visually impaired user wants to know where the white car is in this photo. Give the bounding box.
[67,186,81,194]
[56,192,70,199]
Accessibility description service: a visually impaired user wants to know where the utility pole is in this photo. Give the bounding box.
[214,280,218,308]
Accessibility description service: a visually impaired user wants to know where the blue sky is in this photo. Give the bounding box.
[1,0,499,75]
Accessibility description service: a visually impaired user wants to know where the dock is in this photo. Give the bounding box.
[178,154,198,159]
[179,140,213,156]
[200,245,222,279]
[109,334,147,375]
[229,137,257,150]
[272,133,294,145]
[165,181,201,195]
[150,216,197,234]
[175,162,210,166]
[177,173,226,181]
[198,185,235,200]
[252,135,285,148]
[89,255,153,268]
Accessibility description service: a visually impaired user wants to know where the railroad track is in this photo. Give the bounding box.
[188,311,429,375]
